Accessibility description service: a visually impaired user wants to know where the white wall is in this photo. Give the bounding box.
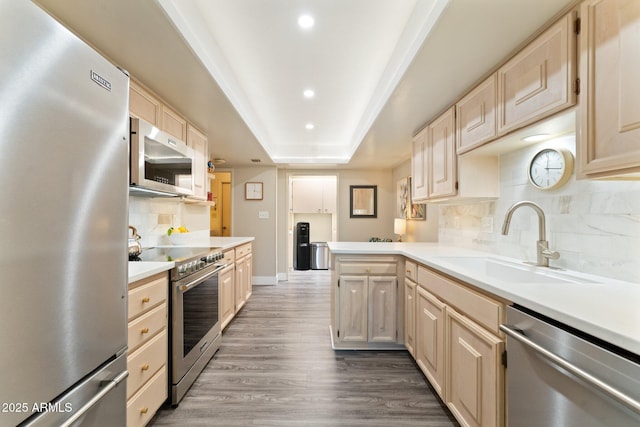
[437,135,640,283]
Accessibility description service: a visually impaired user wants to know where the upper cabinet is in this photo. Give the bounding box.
[411,129,428,202]
[427,107,457,199]
[129,79,210,201]
[456,75,498,154]
[129,81,162,127]
[578,0,640,178]
[497,12,577,135]
[187,124,208,201]
[291,178,336,214]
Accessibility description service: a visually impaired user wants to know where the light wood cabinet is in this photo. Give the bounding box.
[411,128,428,202]
[161,104,187,142]
[417,265,506,427]
[578,0,640,178]
[187,124,209,200]
[497,12,577,135]
[416,286,446,398]
[446,308,504,427]
[234,243,252,312]
[456,74,498,154]
[428,107,457,199]
[404,279,416,358]
[129,80,162,127]
[127,272,168,427]
[332,256,402,349]
[291,179,336,213]
[219,263,235,330]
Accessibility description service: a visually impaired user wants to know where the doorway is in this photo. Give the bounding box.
[287,174,338,272]
[210,171,232,236]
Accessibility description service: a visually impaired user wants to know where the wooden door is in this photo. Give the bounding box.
[456,74,497,154]
[222,181,231,237]
[368,276,397,343]
[234,257,246,312]
[338,275,368,342]
[416,287,446,398]
[579,0,640,177]
[404,279,416,357]
[428,107,456,199]
[219,265,235,330]
[446,308,504,427]
[187,124,208,200]
[411,128,428,202]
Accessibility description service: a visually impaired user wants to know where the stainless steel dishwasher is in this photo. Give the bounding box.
[500,305,640,427]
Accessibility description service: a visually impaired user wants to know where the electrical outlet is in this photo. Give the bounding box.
[258,211,269,219]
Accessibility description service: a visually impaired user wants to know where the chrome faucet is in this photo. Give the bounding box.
[501,201,560,267]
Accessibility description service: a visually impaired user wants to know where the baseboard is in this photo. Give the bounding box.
[252,275,277,285]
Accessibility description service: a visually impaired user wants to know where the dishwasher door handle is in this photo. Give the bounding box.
[500,324,640,415]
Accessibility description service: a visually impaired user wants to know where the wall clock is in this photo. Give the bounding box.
[245,182,263,200]
[528,148,574,190]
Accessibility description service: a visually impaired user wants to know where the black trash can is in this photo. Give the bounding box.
[310,242,329,270]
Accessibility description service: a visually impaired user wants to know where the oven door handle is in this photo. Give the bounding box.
[176,264,226,293]
[500,324,640,415]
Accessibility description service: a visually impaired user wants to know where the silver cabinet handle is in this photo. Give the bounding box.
[500,324,640,415]
[60,370,128,427]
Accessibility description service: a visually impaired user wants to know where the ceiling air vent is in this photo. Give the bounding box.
[251,159,261,163]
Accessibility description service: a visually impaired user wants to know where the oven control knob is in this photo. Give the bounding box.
[178,265,187,274]
[198,259,205,269]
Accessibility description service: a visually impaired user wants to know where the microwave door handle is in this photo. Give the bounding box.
[177,264,227,294]
[500,324,640,415]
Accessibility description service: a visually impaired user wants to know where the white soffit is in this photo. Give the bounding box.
[157,0,448,164]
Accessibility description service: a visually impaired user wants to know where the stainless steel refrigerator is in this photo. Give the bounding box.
[1,2,129,425]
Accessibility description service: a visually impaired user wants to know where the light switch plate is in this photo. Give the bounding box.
[258,211,269,219]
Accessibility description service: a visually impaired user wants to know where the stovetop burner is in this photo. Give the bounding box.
[131,246,225,279]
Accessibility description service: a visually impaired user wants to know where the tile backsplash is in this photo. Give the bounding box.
[439,135,640,283]
[128,197,210,248]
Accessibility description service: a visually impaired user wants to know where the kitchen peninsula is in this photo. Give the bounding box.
[328,241,640,427]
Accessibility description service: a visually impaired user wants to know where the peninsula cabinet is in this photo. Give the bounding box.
[578,0,640,178]
[416,265,506,427]
[497,12,577,135]
[331,255,403,349]
[126,272,168,427]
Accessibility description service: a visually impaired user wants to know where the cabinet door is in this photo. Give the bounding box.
[456,74,497,154]
[338,275,368,342]
[446,308,504,427]
[219,265,235,330]
[244,253,253,301]
[498,13,576,135]
[291,180,323,213]
[579,0,640,177]
[368,276,397,343]
[161,105,187,142]
[411,128,428,202]
[404,279,417,357]
[322,179,337,213]
[235,257,246,312]
[416,286,446,398]
[428,107,457,199]
[129,81,161,127]
[187,124,208,200]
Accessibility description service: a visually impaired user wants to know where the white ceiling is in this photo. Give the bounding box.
[35,0,577,169]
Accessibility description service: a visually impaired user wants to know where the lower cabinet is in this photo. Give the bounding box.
[331,255,403,349]
[234,243,253,313]
[219,263,235,330]
[414,264,506,427]
[126,272,168,427]
[404,278,417,357]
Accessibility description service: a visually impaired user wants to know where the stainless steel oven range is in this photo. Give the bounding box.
[133,246,226,405]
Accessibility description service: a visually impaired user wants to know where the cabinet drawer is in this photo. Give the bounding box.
[128,274,167,320]
[404,260,417,281]
[340,263,396,275]
[127,330,167,399]
[223,249,235,264]
[126,365,167,427]
[235,243,252,258]
[418,266,503,334]
[128,303,166,353]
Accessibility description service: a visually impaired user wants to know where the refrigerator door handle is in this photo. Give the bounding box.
[60,370,128,427]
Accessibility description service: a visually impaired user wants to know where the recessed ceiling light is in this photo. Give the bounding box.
[303,89,315,98]
[305,123,314,130]
[298,14,314,29]
[522,133,551,142]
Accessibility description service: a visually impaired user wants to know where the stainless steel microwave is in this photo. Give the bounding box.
[130,117,194,196]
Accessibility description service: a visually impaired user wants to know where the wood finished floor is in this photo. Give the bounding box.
[151,271,459,426]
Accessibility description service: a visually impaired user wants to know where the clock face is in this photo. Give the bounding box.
[528,148,573,190]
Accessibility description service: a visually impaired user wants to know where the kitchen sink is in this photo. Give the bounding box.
[432,256,596,285]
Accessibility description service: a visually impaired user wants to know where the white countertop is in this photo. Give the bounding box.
[128,261,174,284]
[328,242,640,355]
[127,237,254,283]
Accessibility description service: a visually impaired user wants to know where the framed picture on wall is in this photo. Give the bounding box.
[396,177,408,219]
[408,177,426,220]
